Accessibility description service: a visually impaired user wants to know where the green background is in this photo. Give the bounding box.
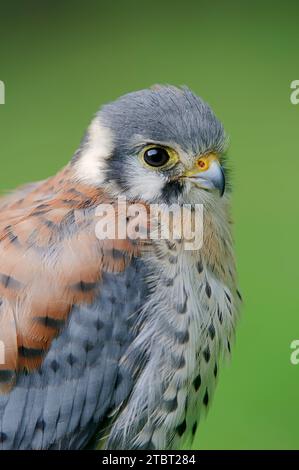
[0,0,298,450]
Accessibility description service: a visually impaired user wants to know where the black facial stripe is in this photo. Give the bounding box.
[160,179,184,203]
[104,149,133,193]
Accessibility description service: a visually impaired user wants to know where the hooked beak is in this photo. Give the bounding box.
[183,153,225,197]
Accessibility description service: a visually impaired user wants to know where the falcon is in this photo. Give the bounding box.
[0,85,241,449]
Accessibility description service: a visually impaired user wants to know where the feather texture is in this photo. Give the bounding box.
[0,167,143,391]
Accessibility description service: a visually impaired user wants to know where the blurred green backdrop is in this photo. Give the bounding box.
[0,0,298,450]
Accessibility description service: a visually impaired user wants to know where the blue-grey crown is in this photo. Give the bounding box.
[99,85,226,156]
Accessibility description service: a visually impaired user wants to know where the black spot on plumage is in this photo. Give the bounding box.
[79,198,94,209]
[192,421,198,436]
[236,289,242,301]
[176,419,187,437]
[193,373,201,391]
[197,260,203,273]
[214,363,218,377]
[227,340,231,353]
[176,330,189,344]
[165,277,174,287]
[72,280,97,292]
[205,282,212,298]
[31,210,49,217]
[50,360,60,373]
[166,240,176,251]
[95,319,104,330]
[55,410,62,424]
[203,389,209,406]
[163,396,178,412]
[0,274,21,290]
[84,341,94,353]
[18,346,44,358]
[67,353,77,366]
[36,204,49,210]
[208,323,215,340]
[0,370,14,383]
[225,292,231,303]
[115,372,123,387]
[184,396,189,413]
[217,306,223,324]
[0,432,7,443]
[7,231,19,245]
[178,355,186,368]
[172,354,185,369]
[36,316,65,330]
[177,297,188,314]
[203,346,210,363]
[35,419,46,432]
[110,248,127,260]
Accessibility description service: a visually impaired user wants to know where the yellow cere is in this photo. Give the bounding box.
[184,153,219,177]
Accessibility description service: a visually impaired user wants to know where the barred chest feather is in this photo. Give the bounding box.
[107,208,241,450]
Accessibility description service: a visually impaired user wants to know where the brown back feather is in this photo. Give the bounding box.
[0,167,147,392]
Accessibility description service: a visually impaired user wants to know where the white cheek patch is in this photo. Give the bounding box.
[73,117,165,200]
[74,118,114,186]
[125,159,166,201]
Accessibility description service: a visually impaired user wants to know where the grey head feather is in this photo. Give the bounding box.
[98,85,226,157]
[71,85,228,204]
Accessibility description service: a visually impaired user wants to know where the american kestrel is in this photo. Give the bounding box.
[0,86,241,449]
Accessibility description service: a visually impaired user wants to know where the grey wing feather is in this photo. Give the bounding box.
[0,258,149,449]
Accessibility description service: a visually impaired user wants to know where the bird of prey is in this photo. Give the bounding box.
[0,85,241,450]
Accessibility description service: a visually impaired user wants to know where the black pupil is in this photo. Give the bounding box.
[144,148,170,167]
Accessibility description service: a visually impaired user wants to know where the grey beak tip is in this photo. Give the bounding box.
[219,166,225,197]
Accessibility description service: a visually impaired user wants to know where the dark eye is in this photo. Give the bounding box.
[143,147,170,167]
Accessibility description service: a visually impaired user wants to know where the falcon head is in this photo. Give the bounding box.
[73,85,227,205]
